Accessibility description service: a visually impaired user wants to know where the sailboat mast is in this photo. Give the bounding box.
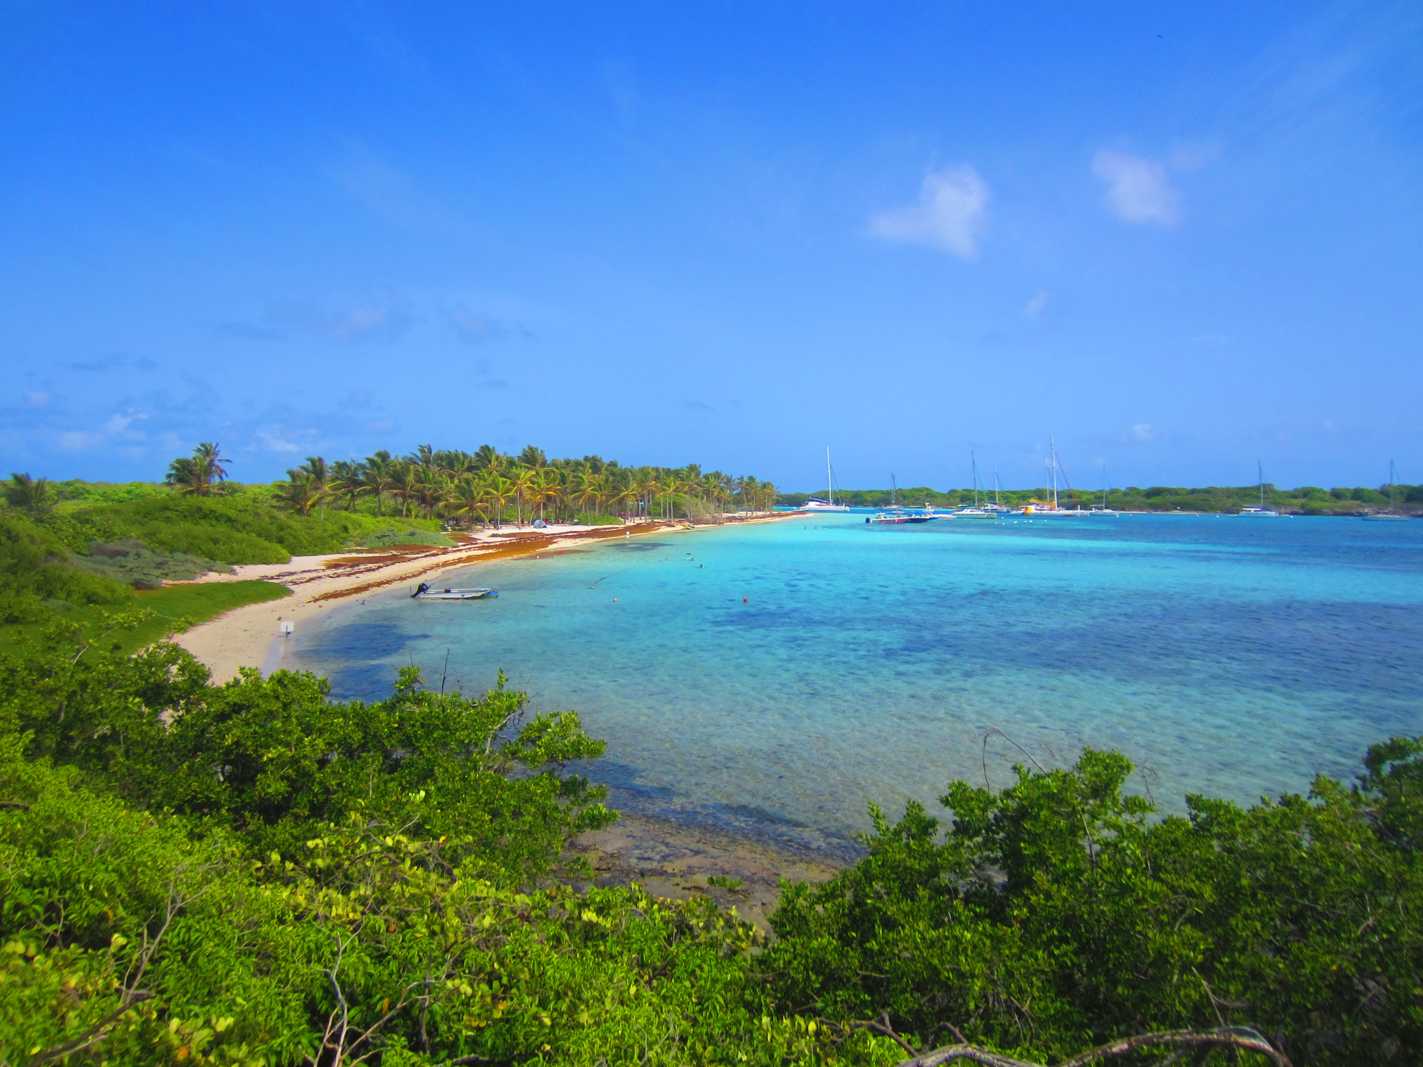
[1102,462,1108,509]
[891,472,898,508]
[1050,435,1059,509]
[994,469,1001,506]
[826,447,834,507]
[971,450,980,507]
[1258,459,1265,508]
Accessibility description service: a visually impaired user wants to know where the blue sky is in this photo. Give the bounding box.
[3,2,1420,491]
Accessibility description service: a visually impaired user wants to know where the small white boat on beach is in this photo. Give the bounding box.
[411,582,498,601]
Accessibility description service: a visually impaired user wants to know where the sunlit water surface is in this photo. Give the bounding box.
[282,514,1423,858]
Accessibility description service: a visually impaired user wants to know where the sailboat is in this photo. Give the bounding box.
[1021,435,1085,515]
[804,447,851,511]
[1090,463,1118,515]
[954,450,997,518]
[983,468,1012,514]
[1239,460,1280,516]
[1364,460,1408,521]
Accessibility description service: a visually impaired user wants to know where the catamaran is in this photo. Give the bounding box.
[1239,460,1280,516]
[803,446,851,511]
[1364,460,1408,521]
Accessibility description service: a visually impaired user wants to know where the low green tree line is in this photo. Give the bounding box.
[783,482,1421,515]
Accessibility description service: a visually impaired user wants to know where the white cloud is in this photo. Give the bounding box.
[1024,290,1049,318]
[1130,422,1155,442]
[256,428,303,453]
[58,409,148,451]
[1092,150,1179,226]
[869,166,989,259]
[58,430,103,451]
[103,411,148,437]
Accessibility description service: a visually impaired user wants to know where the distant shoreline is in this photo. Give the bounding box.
[172,511,806,684]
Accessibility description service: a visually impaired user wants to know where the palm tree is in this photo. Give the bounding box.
[448,475,489,527]
[362,451,396,515]
[298,457,329,513]
[483,474,514,528]
[608,479,638,520]
[659,474,681,520]
[512,467,538,526]
[414,466,445,518]
[473,444,501,473]
[5,472,53,513]
[393,462,419,518]
[571,471,600,518]
[165,456,201,494]
[280,469,327,515]
[530,468,561,522]
[330,460,367,511]
[192,442,229,494]
[635,470,660,521]
[410,443,436,472]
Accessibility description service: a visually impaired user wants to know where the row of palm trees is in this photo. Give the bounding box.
[272,445,779,526]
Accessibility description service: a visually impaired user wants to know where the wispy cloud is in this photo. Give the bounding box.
[869,166,989,259]
[58,408,150,451]
[1092,150,1180,226]
[255,427,306,454]
[445,303,532,346]
[67,353,159,373]
[219,297,414,346]
[1024,290,1049,319]
[1129,422,1156,443]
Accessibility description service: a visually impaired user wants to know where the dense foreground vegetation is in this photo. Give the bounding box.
[785,482,1422,515]
[1,602,1419,1062]
[3,455,1421,1062]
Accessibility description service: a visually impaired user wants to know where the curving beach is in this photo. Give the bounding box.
[172,514,804,684]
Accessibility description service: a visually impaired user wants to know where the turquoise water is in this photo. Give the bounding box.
[283,515,1423,858]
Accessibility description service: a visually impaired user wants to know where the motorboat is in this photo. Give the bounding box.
[411,582,498,600]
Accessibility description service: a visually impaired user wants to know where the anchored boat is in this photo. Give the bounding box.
[411,582,498,600]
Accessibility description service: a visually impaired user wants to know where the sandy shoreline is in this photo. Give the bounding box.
[172,512,804,684]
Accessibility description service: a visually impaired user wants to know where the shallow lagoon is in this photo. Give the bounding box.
[284,514,1423,858]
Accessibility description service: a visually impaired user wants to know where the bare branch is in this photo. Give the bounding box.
[896,1027,1292,1067]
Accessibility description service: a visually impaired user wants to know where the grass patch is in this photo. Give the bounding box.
[357,526,456,548]
[75,539,230,587]
[123,581,290,652]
